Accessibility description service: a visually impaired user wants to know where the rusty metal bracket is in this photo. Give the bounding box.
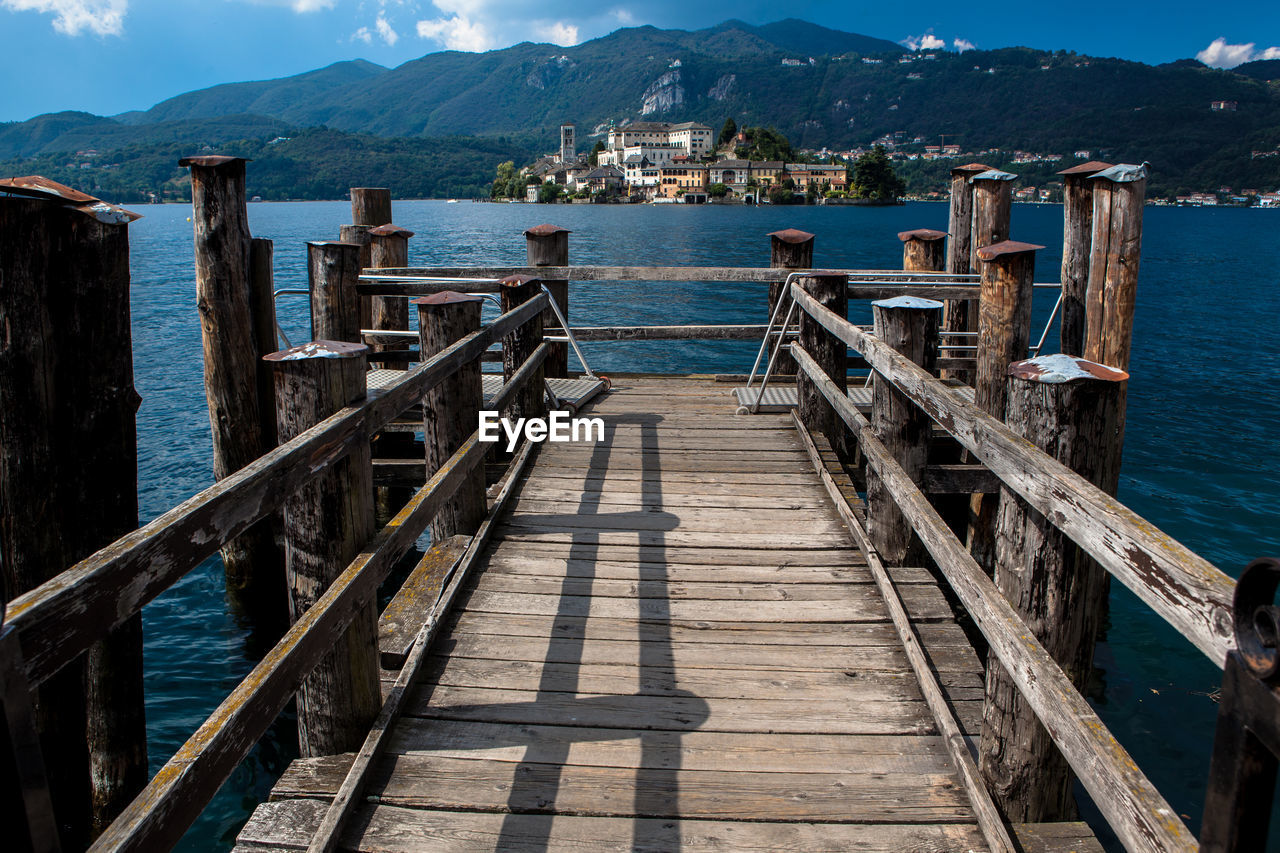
[1201,557,1280,851]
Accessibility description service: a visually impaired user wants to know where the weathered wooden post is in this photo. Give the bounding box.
[1056,161,1112,356]
[369,224,414,363]
[967,240,1042,573]
[308,241,362,344]
[338,225,374,334]
[1084,164,1147,372]
[265,341,380,756]
[969,169,1016,271]
[980,353,1129,821]
[500,275,548,427]
[0,182,148,845]
[868,297,942,565]
[767,229,815,375]
[351,187,392,227]
[181,156,283,600]
[899,228,946,273]
[943,163,989,380]
[525,224,570,378]
[249,238,279,447]
[416,293,487,541]
[794,272,849,459]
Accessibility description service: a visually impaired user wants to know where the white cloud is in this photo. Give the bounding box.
[902,32,945,52]
[351,25,372,44]
[534,20,578,46]
[291,0,333,11]
[610,8,634,25]
[1196,37,1280,69]
[416,14,495,52]
[953,38,975,53]
[1,0,126,36]
[376,14,398,45]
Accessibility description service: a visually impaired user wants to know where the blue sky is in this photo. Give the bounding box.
[1,0,1277,122]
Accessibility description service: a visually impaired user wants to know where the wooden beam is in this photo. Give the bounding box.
[789,281,1235,665]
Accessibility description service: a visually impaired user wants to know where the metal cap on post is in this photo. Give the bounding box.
[525,224,571,378]
[767,228,815,269]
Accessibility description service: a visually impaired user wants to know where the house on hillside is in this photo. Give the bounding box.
[581,165,624,194]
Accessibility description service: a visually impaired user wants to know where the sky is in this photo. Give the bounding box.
[0,0,1278,123]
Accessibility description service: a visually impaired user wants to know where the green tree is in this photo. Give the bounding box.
[588,140,606,167]
[735,127,794,162]
[768,185,794,205]
[538,182,565,203]
[851,146,905,201]
[707,182,729,198]
[718,117,737,148]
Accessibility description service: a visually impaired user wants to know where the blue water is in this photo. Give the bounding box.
[125,200,1280,849]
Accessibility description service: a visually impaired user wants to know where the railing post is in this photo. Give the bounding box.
[767,229,814,375]
[943,163,989,381]
[369,224,414,365]
[182,155,283,601]
[415,293,487,542]
[525,224,570,378]
[265,341,380,757]
[500,275,547,428]
[0,187,148,846]
[967,240,1042,573]
[1057,161,1111,357]
[868,296,942,566]
[308,241,362,344]
[795,272,848,459]
[980,353,1129,822]
[899,228,946,273]
[1084,165,1147,372]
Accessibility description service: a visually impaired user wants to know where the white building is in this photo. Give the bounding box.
[598,121,713,166]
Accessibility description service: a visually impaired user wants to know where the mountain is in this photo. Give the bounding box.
[1,19,1278,198]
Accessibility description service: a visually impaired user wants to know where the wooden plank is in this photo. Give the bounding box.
[1014,822,1106,853]
[468,573,908,602]
[236,799,987,852]
[475,555,927,585]
[403,684,979,735]
[501,505,846,536]
[483,541,862,566]
[791,280,1235,666]
[510,487,833,509]
[378,536,469,669]
[272,753,974,822]
[521,470,827,486]
[490,529,851,550]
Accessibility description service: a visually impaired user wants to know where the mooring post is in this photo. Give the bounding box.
[338,224,374,334]
[795,272,849,460]
[899,228,946,273]
[967,240,1042,574]
[308,241,362,344]
[980,353,1129,821]
[868,296,942,565]
[1057,161,1112,356]
[369,224,414,365]
[525,224,571,378]
[0,187,148,845]
[265,341,380,757]
[969,170,1016,271]
[943,163,989,381]
[416,293,487,541]
[500,275,548,428]
[249,238,279,447]
[1084,164,1147,372]
[350,187,392,227]
[767,229,815,375]
[181,155,283,603]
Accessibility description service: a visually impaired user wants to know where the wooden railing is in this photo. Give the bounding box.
[787,277,1235,853]
[5,293,548,852]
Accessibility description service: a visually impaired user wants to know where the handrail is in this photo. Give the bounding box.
[791,343,1196,853]
[87,338,551,852]
[5,293,549,689]
[788,281,1235,664]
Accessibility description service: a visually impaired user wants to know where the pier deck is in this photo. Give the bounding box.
[234,377,1094,852]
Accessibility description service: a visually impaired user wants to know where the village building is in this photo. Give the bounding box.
[656,163,709,200]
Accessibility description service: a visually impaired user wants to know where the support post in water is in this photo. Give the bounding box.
[0,181,148,846]
[969,169,1016,272]
[338,224,374,334]
[265,341,380,757]
[525,224,571,378]
[967,240,1042,574]
[1084,164,1147,372]
[181,156,283,602]
[795,272,849,460]
[416,292,487,541]
[767,228,814,375]
[1057,161,1112,357]
[943,162,989,381]
[350,187,392,229]
[308,241,362,344]
[369,224,415,365]
[500,275,548,429]
[868,296,942,566]
[980,353,1129,822]
[898,228,946,274]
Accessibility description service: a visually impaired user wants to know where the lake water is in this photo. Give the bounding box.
[123,200,1280,850]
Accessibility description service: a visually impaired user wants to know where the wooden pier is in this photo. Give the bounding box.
[2,162,1276,853]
